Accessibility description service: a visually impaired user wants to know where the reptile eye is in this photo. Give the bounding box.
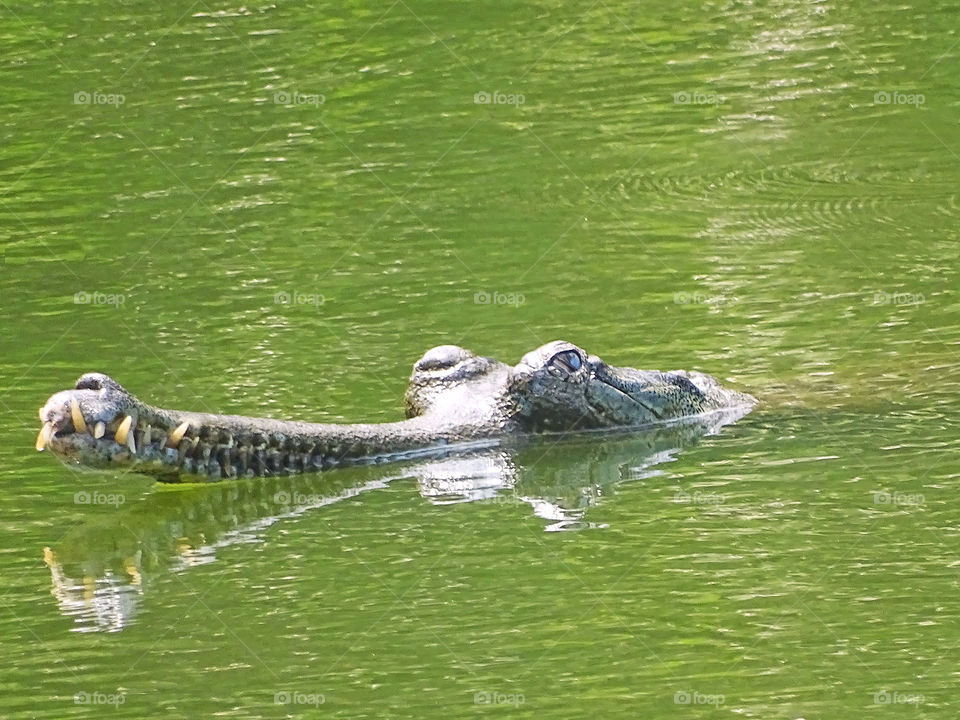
[550,350,582,373]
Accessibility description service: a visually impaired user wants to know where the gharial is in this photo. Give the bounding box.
[36,340,756,482]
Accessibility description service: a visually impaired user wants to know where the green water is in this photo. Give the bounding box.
[2,0,959,717]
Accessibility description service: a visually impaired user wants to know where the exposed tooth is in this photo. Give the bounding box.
[142,424,152,446]
[167,421,190,448]
[176,436,200,466]
[69,398,87,433]
[115,415,133,446]
[94,421,106,439]
[125,429,137,455]
[36,422,53,451]
[124,557,143,586]
[237,445,249,476]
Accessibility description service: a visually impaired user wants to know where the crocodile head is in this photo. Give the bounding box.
[404,340,756,432]
[506,340,756,431]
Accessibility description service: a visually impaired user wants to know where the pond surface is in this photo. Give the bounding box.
[2,0,959,717]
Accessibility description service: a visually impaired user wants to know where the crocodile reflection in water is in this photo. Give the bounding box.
[44,409,750,632]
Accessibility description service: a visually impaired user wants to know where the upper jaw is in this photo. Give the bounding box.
[593,363,656,400]
[37,373,142,456]
[583,362,662,425]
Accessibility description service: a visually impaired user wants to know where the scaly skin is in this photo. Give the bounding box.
[36,340,756,482]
